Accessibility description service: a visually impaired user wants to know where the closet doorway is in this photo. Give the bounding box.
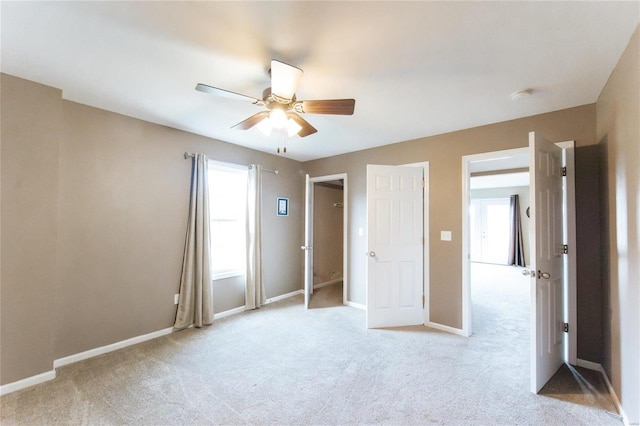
[303,174,348,308]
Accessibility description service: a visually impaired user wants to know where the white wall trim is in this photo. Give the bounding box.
[313,278,343,290]
[263,289,303,305]
[426,321,467,336]
[575,359,628,425]
[0,370,56,396]
[214,306,245,320]
[54,327,173,369]
[575,358,601,371]
[0,289,309,397]
[556,140,578,365]
[345,301,365,310]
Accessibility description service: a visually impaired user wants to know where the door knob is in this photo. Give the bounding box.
[538,271,551,280]
[522,269,535,276]
[369,251,376,257]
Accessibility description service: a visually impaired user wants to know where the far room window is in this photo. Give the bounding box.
[208,161,248,280]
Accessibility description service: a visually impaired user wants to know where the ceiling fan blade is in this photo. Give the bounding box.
[270,60,303,101]
[296,99,356,115]
[231,111,269,130]
[195,83,261,104]
[289,114,317,137]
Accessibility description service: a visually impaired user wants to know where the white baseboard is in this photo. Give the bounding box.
[576,358,628,426]
[214,306,245,320]
[55,291,301,370]
[575,358,601,371]
[345,301,365,310]
[426,321,467,336]
[0,370,56,396]
[54,327,174,369]
[0,289,307,397]
[264,289,303,305]
[313,278,343,290]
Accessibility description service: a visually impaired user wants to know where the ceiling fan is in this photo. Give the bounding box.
[195,60,355,138]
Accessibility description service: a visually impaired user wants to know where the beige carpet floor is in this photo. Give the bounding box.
[1,269,621,425]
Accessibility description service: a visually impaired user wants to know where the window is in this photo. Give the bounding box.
[208,161,248,280]
[470,198,511,264]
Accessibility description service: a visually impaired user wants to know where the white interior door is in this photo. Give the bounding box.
[302,174,314,309]
[366,165,424,328]
[529,132,565,393]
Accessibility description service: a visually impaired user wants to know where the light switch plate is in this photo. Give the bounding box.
[440,231,452,241]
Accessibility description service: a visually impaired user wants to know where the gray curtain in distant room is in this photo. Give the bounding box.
[246,164,265,310]
[508,194,526,267]
[174,153,214,329]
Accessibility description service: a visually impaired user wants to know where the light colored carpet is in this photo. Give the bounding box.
[1,272,621,425]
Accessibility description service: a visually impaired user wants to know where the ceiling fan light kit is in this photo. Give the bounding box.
[196,59,355,146]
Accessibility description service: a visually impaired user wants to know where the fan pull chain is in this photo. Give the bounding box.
[276,131,287,154]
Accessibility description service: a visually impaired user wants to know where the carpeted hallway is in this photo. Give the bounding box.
[1,274,621,425]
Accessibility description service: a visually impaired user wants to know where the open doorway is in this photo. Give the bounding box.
[462,139,577,393]
[309,179,345,308]
[468,167,531,360]
[303,174,348,309]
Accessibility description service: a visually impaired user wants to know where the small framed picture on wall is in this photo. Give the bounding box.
[277,197,289,216]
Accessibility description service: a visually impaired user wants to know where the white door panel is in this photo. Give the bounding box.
[367,165,424,328]
[529,132,564,393]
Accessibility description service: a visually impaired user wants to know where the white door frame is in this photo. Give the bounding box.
[461,144,576,365]
[306,173,349,304]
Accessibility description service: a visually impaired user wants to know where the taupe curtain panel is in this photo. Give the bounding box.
[508,194,526,267]
[246,164,265,310]
[174,153,214,329]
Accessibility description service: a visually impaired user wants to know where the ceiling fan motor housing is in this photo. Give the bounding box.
[263,87,296,109]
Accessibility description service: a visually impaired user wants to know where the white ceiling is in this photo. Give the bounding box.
[1,1,638,162]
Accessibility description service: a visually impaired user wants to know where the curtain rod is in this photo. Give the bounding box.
[184,152,279,174]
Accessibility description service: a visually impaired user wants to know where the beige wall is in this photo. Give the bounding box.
[303,104,596,329]
[596,25,639,424]
[0,75,61,383]
[313,185,344,285]
[0,74,304,383]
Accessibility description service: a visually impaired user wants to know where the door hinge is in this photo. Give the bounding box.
[422,178,425,188]
[563,244,568,254]
[422,295,425,308]
[562,166,567,177]
[563,322,569,333]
